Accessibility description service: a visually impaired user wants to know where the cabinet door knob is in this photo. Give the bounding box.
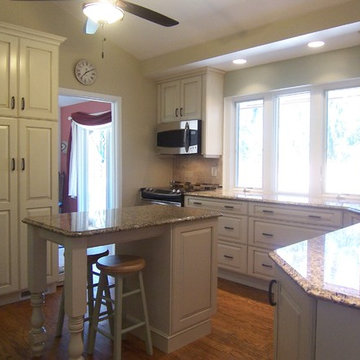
[175,108,179,117]
[268,279,277,306]
[11,96,15,110]
[180,107,183,117]
[11,158,16,171]
[21,158,25,171]
[21,97,25,111]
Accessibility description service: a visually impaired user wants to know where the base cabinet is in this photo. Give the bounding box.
[274,267,316,360]
[273,266,360,360]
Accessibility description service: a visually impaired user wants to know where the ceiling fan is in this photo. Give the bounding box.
[12,0,179,34]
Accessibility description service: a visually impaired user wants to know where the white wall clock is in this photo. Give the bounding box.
[74,59,97,85]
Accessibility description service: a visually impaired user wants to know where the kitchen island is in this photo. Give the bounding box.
[23,205,220,360]
[269,223,360,360]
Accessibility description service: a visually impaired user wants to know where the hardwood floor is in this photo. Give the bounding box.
[0,279,274,359]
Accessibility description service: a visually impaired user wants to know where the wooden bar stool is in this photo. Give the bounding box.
[87,255,153,360]
[56,246,112,337]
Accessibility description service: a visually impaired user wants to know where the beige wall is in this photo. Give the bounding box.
[224,45,360,97]
[0,1,173,206]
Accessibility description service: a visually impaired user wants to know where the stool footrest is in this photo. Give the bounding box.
[122,320,146,335]
[123,288,141,298]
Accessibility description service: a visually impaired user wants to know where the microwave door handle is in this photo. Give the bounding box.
[184,122,190,152]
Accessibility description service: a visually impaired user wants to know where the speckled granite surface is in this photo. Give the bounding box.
[22,205,221,237]
[269,223,360,309]
[186,188,360,212]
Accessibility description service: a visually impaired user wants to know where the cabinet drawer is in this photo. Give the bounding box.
[218,243,247,273]
[248,217,329,249]
[248,246,275,279]
[186,196,248,215]
[249,203,342,228]
[218,216,247,244]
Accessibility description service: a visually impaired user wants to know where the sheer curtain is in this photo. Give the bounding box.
[67,111,112,212]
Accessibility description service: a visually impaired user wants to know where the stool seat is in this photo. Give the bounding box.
[97,255,145,274]
[87,246,111,264]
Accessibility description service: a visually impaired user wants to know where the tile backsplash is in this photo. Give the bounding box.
[173,155,222,185]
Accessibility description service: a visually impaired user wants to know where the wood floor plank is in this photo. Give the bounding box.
[0,279,273,359]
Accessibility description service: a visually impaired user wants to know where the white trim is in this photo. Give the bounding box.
[224,77,360,200]
[58,87,122,209]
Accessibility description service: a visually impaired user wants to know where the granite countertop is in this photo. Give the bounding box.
[185,188,360,212]
[269,224,360,309]
[22,204,221,237]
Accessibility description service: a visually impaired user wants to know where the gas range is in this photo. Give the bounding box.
[140,182,219,206]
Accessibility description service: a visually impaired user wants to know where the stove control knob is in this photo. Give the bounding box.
[176,189,181,194]
[172,189,176,193]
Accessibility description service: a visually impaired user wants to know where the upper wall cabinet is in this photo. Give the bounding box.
[157,68,224,157]
[0,22,64,121]
[159,75,202,122]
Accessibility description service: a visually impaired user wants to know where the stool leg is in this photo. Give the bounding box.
[55,288,65,337]
[87,272,106,355]
[138,271,153,356]
[114,276,123,360]
[87,262,95,324]
[103,275,114,336]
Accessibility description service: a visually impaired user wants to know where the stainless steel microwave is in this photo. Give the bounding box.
[156,119,202,155]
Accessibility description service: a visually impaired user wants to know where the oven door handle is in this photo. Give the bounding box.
[184,122,190,152]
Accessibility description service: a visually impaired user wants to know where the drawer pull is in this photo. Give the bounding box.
[224,205,234,209]
[224,255,234,259]
[193,201,202,205]
[11,96,15,109]
[308,215,322,219]
[262,209,274,214]
[224,226,234,230]
[11,158,15,171]
[268,279,277,306]
[262,232,274,237]
[262,263,273,269]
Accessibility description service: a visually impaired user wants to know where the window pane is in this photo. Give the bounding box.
[277,92,310,194]
[326,87,360,195]
[235,99,263,189]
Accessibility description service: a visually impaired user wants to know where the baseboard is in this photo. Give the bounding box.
[217,269,270,291]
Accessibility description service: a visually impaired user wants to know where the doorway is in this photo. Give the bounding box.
[57,88,122,276]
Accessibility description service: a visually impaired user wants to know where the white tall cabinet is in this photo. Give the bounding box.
[0,22,64,304]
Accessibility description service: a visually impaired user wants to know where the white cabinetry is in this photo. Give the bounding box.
[157,68,224,156]
[0,23,60,120]
[273,267,316,360]
[186,196,344,286]
[159,75,202,123]
[0,22,64,304]
[185,196,248,275]
[248,202,342,280]
[273,266,360,360]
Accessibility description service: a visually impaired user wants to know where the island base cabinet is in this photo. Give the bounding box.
[117,219,218,353]
[316,301,360,360]
[274,268,316,360]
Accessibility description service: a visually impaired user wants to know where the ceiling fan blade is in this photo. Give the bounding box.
[118,1,179,27]
[84,18,99,34]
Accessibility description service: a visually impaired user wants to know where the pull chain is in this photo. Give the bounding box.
[100,23,106,59]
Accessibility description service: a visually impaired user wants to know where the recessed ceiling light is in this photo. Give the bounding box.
[233,58,247,65]
[307,41,325,48]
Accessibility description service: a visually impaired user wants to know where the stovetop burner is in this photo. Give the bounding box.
[140,181,219,206]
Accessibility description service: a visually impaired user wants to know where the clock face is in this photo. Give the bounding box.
[74,59,97,85]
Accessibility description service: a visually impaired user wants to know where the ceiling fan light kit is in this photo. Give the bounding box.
[83,1,124,24]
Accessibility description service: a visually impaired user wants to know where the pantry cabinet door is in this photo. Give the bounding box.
[18,38,59,120]
[18,119,58,289]
[0,34,18,117]
[0,118,19,295]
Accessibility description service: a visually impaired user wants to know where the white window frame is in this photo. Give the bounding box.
[223,78,360,201]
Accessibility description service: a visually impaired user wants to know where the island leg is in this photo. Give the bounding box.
[64,239,87,360]
[27,226,47,356]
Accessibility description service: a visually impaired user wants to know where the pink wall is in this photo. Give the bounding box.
[60,101,111,213]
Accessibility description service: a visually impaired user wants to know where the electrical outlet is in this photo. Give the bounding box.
[211,166,218,177]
